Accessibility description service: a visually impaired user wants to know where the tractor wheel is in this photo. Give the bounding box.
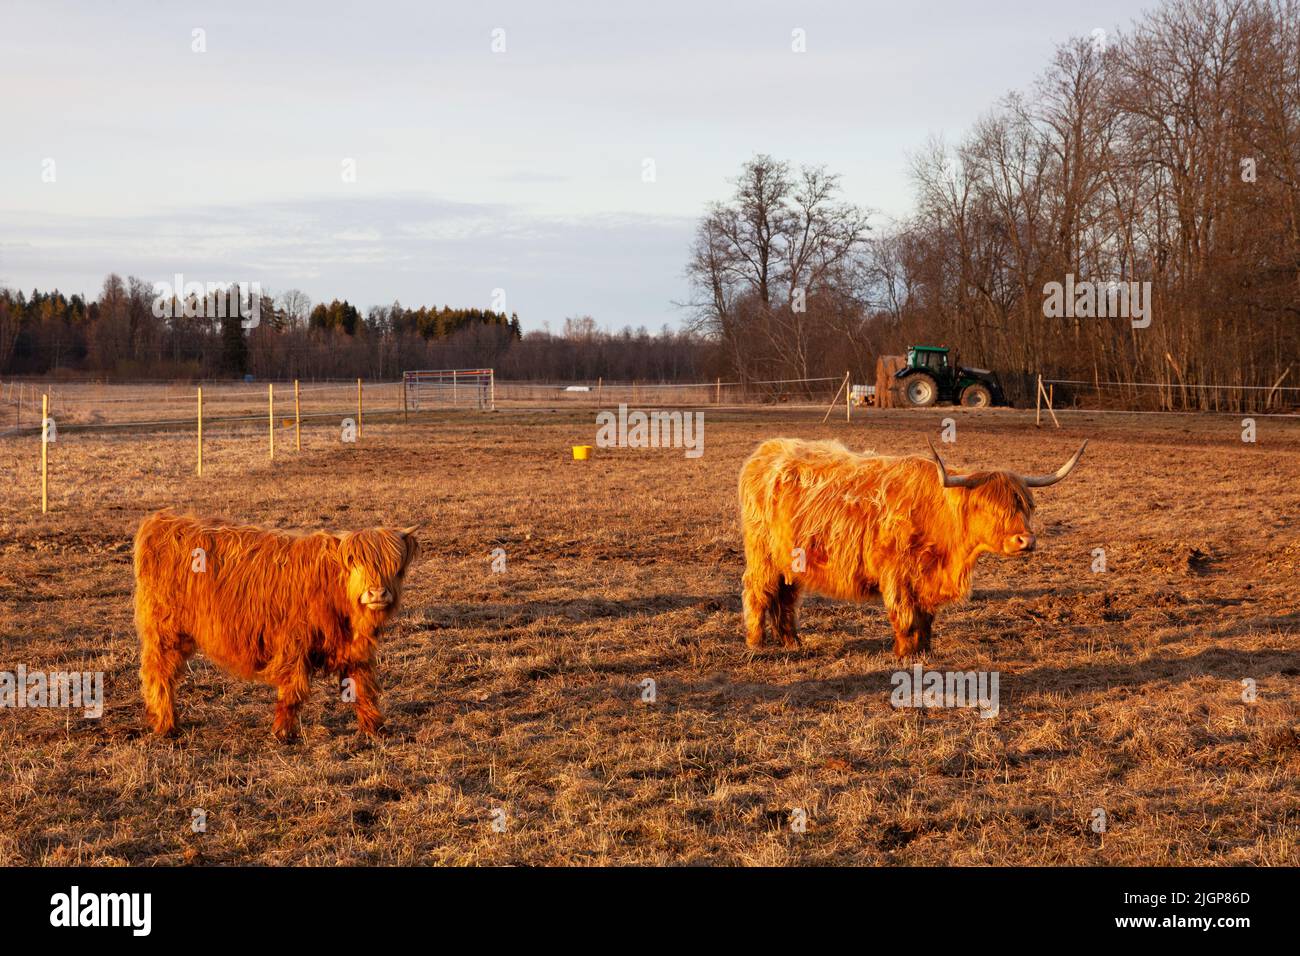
[904,374,938,407]
[960,383,992,408]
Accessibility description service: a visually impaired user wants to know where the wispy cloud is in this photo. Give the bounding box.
[0,195,695,330]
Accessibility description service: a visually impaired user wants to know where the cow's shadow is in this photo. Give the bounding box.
[397,590,1299,722]
[559,640,1300,724]
[411,592,728,629]
[651,670,897,710]
[1013,642,1300,694]
[969,586,1069,601]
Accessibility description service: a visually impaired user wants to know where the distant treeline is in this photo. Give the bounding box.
[0,278,723,383]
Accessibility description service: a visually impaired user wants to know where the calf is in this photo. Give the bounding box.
[134,510,420,740]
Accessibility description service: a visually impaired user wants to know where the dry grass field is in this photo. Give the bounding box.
[1,402,1297,866]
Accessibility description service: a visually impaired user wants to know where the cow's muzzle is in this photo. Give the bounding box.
[1010,534,1036,553]
[361,588,394,610]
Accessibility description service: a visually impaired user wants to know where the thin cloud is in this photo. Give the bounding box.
[0,195,694,329]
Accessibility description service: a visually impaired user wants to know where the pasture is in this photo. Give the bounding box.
[1,402,1297,865]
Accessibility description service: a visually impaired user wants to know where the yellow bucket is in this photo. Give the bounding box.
[572,445,592,461]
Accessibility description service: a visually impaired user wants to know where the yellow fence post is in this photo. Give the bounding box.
[268,383,275,460]
[294,379,301,451]
[197,387,203,476]
[40,392,49,514]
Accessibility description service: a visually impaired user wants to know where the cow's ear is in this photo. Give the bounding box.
[336,532,358,569]
[399,527,421,566]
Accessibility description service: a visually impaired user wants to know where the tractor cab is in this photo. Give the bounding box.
[907,346,950,374]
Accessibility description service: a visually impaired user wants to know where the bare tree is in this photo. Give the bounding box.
[686,155,872,384]
[278,289,312,331]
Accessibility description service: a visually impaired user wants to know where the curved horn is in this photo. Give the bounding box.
[927,439,977,488]
[1020,441,1088,488]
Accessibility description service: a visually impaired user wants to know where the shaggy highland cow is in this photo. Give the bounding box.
[134,510,420,740]
[739,439,1086,657]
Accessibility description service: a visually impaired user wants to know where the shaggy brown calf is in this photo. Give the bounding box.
[134,510,420,740]
[739,438,1085,657]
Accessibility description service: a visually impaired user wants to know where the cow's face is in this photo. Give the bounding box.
[963,473,1037,557]
[338,527,421,622]
[930,440,1086,560]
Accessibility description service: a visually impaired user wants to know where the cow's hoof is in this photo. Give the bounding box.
[272,725,301,744]
[892,638,922,658]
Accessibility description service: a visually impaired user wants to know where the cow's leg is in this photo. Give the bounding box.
[884,587,926,659]
[889,611,917,658]
[344,662,384,735]
[891,610,933,658]
[773,580,803,649]
[914,608,935,654]
[139,623,189,736]
[742,568,777,648]
[271,663,310,743]
[883,574,936,659]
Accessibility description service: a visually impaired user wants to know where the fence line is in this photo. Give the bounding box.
[1041,406,1299,419]
[1041,375,1298,414]
[10,372,1299,515]
[0,380,395,437]
[1044,378,1300,392]
[510,376,842,388]
[11,374,1293,439]
[24,381,381,405]
[493,375,843,408]
[14,378,397,513]
[16,409,390,433]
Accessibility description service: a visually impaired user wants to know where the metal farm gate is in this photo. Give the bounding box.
[402,368,495,411]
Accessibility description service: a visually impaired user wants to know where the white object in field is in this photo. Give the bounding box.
[563,386,591,392]
[850,384,876,406]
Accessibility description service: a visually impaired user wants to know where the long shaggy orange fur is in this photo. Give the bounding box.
[134,510,420,741]
[739,438,1041,657]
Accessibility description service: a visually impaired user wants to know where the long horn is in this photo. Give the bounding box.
[927,439,978,488]
[1020,441,1088,488]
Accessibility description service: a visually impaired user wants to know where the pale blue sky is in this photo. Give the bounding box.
[1,0,1143,330]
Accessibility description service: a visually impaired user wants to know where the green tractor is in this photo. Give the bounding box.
[895,345,1009,408]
